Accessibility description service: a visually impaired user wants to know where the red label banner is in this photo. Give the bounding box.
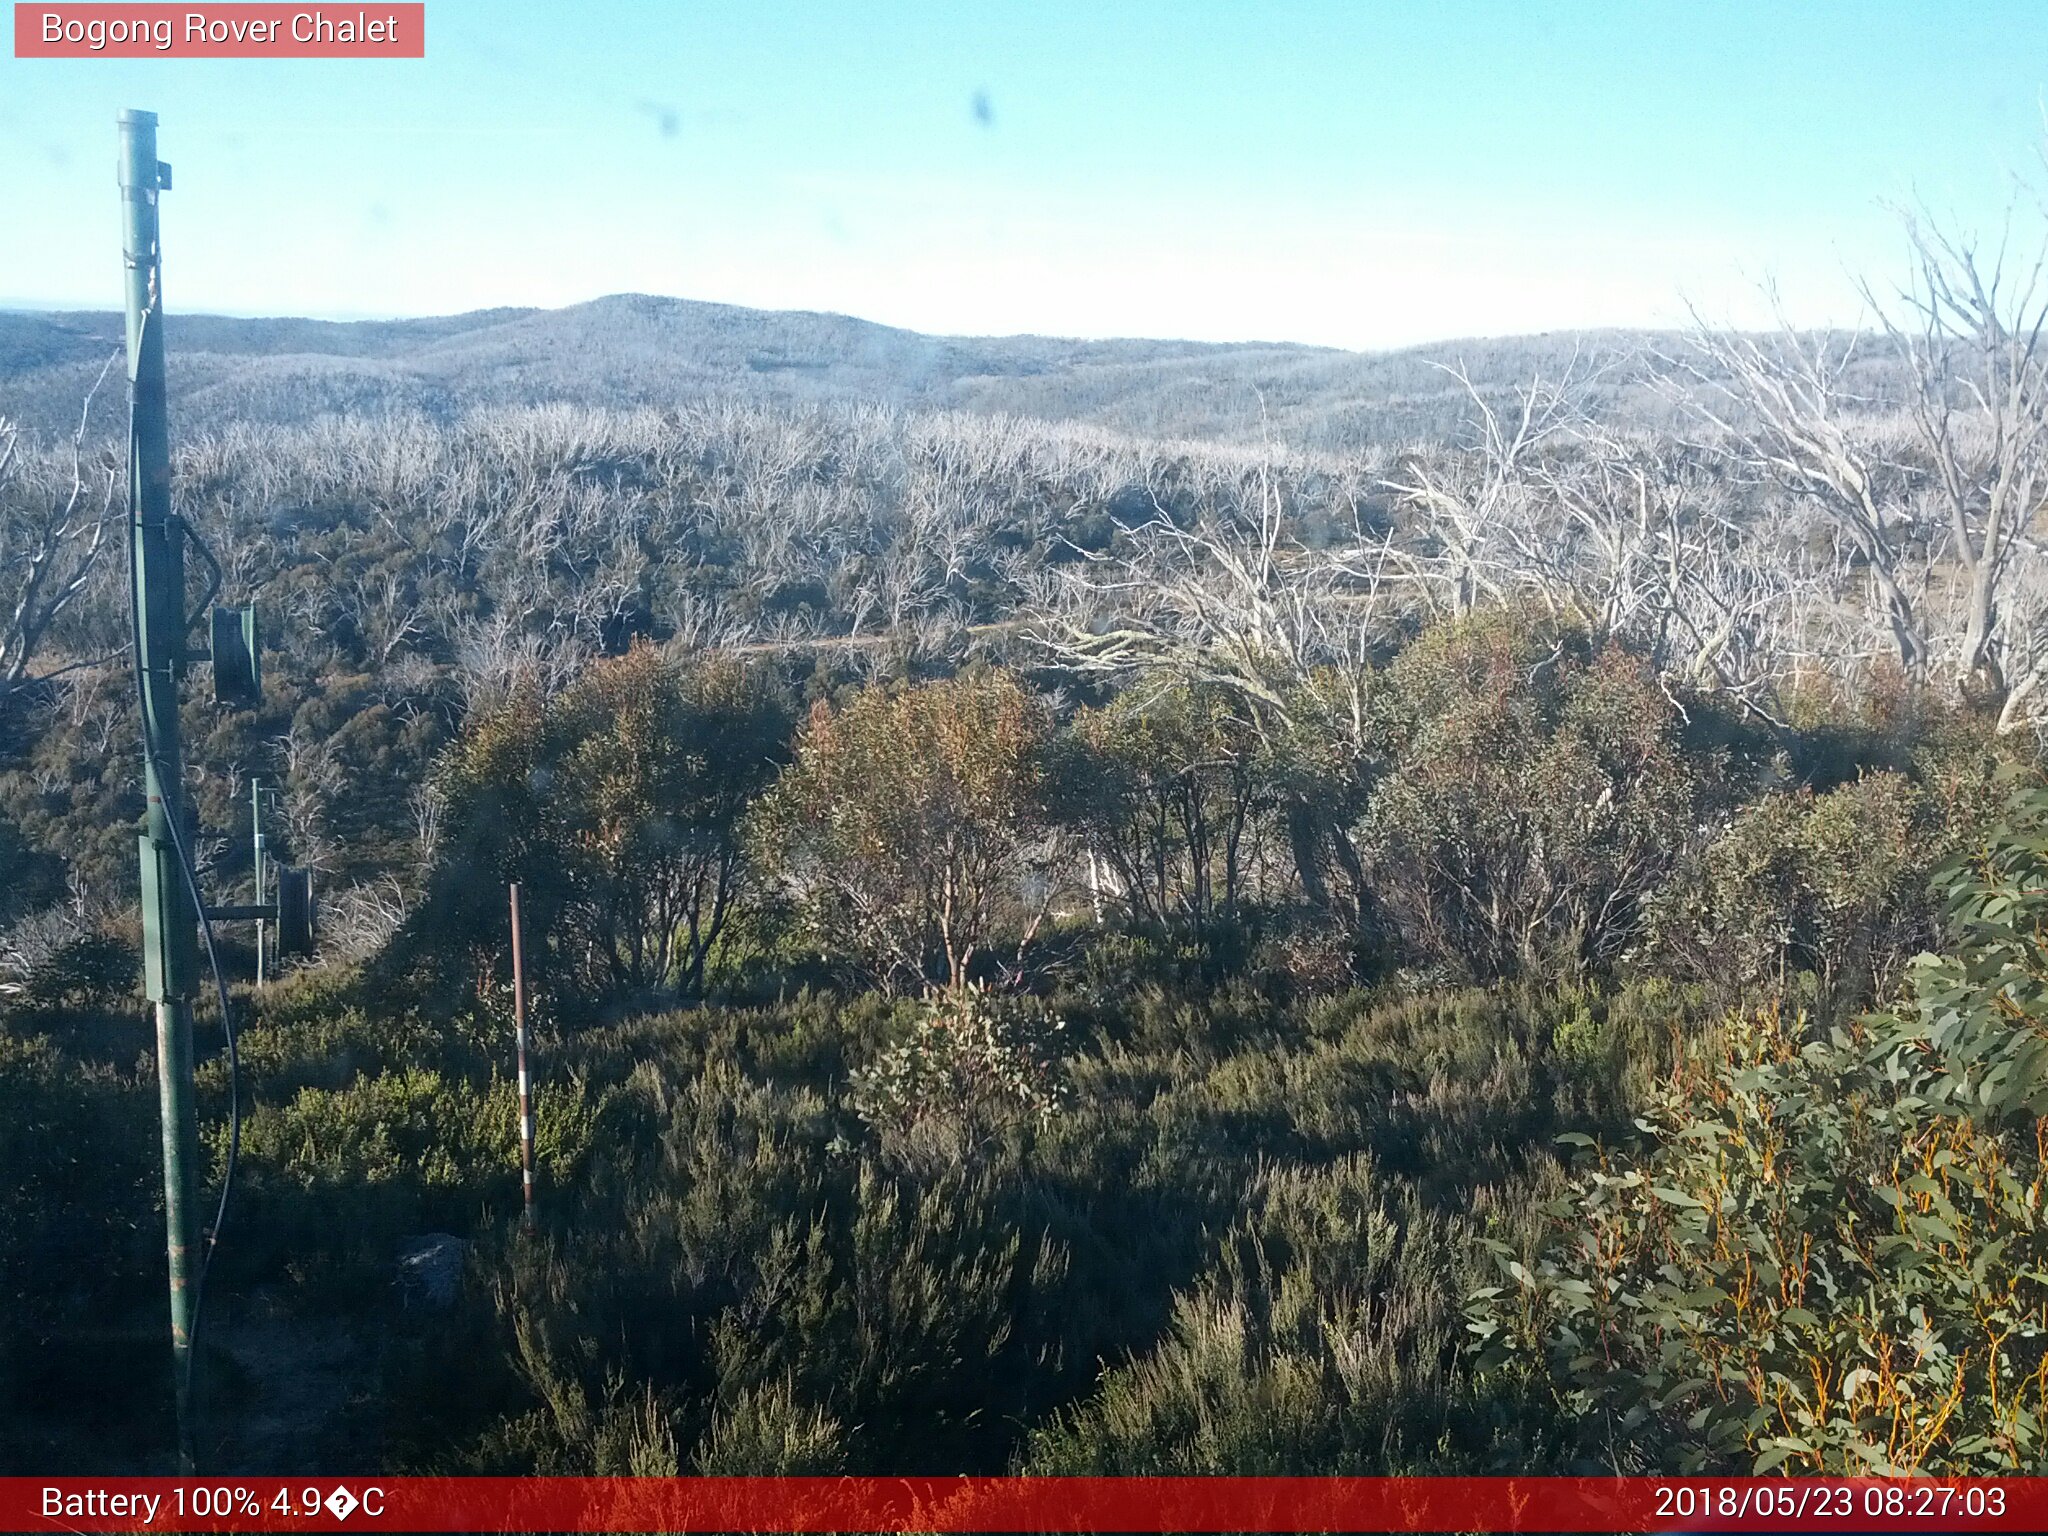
[0,1475,2041,1532]
[13,4,424,57]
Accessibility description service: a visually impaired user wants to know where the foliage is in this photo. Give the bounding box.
[0,1026,161,1470]
[0,808,65,932]
[401,644,791,1000]
[476,1047,1072,1473]
[848,986,1073,1173]
[403,675,564,977]
[1472,1000,2048,1473]
[225,1066,605,1195]
[0,906,133,1014]
[1050,680,1273,938]
[554,645,793,996]
[1866,784,2048,1121]
[691,1378,848,1474]
[1651,771,1935,1014]
[215,1055,615,1286]
[0,869,1711,1475]
[1024,1157,1552,1473]
[1359,611,1710,978]
[8,355,2048,1479]
[1476,798,2048,1477]
[754,670,1054,990]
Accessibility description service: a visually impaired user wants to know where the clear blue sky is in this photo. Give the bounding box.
[5,0,2048,347]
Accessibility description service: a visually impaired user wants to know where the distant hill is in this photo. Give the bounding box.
[0,293,1693,449]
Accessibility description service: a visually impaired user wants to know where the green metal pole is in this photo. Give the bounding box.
[121,107,201,1473]
[252,778,267,987]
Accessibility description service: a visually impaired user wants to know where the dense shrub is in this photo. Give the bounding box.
[226,1067,606,1196]
[8,579,2045,1477]
[554,646,794,996]
[1650,771,1934,1014]
[1359,611,1710,979]
[396,644,791,1002]
[1476,798,2048,1473]
[0,807,64,931]
[0,1029,159,1312]
[754,670,1054,990]
[1023,1157,1551,1473]
[848,986,1072,1173]
[1472,1000,2048,1473]
[484,1084,1071,1471]
[0,1026,162,1470]
[1050,680,1274,937]
[216,1059,615,1278]
[0,907,134,1015]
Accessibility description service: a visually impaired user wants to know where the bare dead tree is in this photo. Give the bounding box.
[1874,212,2048,724]
[1526,420,1820,724]
[0,356,122,698]
[448,610,584,711]
[322,874,411,964]
[1379,357,1584,621]
[1662,300,1930,684]
[1045,466,1319,721]
[340,568,432,665]
[279,721,345,874]
[1039,442,1406,912]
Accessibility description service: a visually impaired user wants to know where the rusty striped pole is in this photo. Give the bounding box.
[509,883,535,1227]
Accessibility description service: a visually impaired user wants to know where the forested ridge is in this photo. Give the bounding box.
[8,216,2048,1477]
[0,296,1695,450]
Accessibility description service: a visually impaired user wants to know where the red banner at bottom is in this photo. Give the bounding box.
[3,1475,2038,1532]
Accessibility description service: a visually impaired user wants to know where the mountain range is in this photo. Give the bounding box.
[0,292,1687,448]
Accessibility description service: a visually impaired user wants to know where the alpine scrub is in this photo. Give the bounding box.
[1471,787,2048,1474]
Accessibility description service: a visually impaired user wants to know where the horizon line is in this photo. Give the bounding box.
[0,290,1727,359]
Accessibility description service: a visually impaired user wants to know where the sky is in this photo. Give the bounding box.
[5,0,2048,349]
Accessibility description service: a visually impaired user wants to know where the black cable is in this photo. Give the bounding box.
[124,304,241,1424]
